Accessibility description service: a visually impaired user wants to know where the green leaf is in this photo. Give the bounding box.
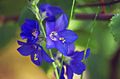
[109,14,120,42]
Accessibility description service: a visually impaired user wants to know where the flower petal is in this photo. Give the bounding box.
[41,48,54,63]
[67,44,75,56]
[47,6,63,16]
[55,14,68,31]
[71,51,84,61]
[20,19,40,39]
[66,65,73,79]
[17,44,34,56]
[17,40,25,45]
[46,21,55,35]
[31,50,42,66]
[55,41,67,56]
[46,37,55,48]
[70,60,86,75]
[59,30,78,44]
[39,4,50,12]
[85,48,90,59]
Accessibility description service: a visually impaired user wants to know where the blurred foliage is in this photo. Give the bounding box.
[0,22,18,49]
[0,0,120,79]
[109,14,120,42]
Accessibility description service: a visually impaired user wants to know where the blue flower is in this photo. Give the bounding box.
[59,45,90,79]
[39,4,63,21]
[46,14,78,55]
[17,40,53,66]
[20,19,40,42]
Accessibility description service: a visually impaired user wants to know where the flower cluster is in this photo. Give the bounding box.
[17,4,90,79]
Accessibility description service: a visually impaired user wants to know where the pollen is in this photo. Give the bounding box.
[59,37,66,43]
[34,54,38,60]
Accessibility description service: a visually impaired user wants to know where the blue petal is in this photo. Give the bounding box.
[66,65,73,79]
[59,30,78,44]
[47,6,63,16]
[46,21,55,35]
[20,19,40,39]
[67,44,75,56]
[55,14,68,32]
[85,48,90,59]
[55,41,67,56]
[41,47,54,63]
[71,51,84,61]
[17,40,25,45]
[20,32,32,39]
[39,4,50,12]
[17,44,34,56]
[70,60,86,75]
[46,37,55,48]
[31,50,42,66]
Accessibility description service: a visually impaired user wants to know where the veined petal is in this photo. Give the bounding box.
[70,60,86,75]
[66,65,73,79]
[31,50,42,66]
[46,21,55,35]
[46,37,55,48]
[59,30,78,44]
[41,48,54,63]
[55,14,68,31]
[55,41,67,56]
[17,44,34,56]
[71,51,84,61]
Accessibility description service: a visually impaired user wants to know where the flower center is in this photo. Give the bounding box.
[32,29,38,38]
[49,31,58,41]
[34,54,38,60]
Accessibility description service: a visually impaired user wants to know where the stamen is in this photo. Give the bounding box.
[34,54,38,60]
[49,31,58,41]
[59,37,66,43]
[32,29,38,38]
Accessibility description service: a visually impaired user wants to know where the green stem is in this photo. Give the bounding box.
[69,0,76,21]
[40,21,46,38]
[39,18,59,79]
[49,50,59,79]
[81,74,83,79]
[59,54,64,79]
[30,3,59,79]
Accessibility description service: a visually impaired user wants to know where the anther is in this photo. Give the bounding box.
[34,54,38,60]
[59,37,66,43]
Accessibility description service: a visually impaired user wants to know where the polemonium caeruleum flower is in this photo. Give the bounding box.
[58,45,90,79]
[17,40,53,66]
[46,14,78,56]
[20,19,40,42]
[17,19,53,66]
[39,4,63,21]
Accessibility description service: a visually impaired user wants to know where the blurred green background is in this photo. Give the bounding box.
[0,0,120,79]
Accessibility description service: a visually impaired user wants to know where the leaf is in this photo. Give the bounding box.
[109,14,120,42]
